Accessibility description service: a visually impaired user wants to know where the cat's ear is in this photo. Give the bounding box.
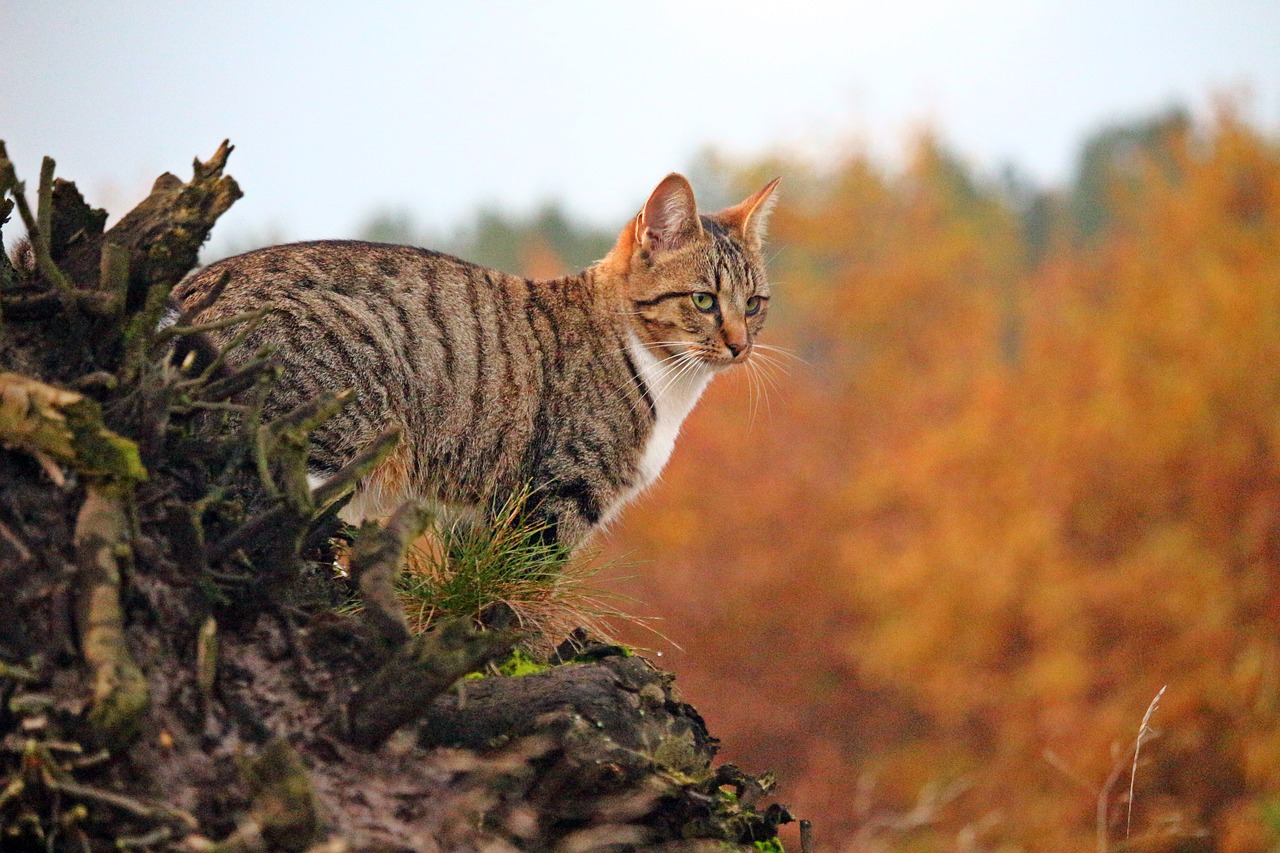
[635,173,702,255]
[718,177,781,251]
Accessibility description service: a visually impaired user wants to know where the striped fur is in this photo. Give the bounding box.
[174,174,778,545]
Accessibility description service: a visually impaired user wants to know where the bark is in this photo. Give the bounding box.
[347,619,516,749]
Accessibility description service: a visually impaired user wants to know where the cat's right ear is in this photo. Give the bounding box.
[635,173,702,255]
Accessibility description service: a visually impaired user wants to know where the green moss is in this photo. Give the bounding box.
[0,372,145,484]
[752,839,785,853]
[496,648,551,678]
[459,648,554,681]
[652,735,707,777]
[65,397,146,483]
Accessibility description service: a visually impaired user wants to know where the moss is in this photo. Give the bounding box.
[64,396,146,482]
[498,648,551,677]
[458,648,558,681]
[0,371,145,483]
[652,733,709,777]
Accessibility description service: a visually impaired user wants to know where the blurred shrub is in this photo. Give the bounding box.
[600,104,1280,852]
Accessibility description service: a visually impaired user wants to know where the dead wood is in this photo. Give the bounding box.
[419,653,714,771]
[347,499,432,648]
[73,483,150,749]
[347,619,516,749]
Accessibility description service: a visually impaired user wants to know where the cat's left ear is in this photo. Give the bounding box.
[636,173,703,255]
[718,177,781,251]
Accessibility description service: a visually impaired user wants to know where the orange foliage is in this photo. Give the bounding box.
[600,109,1280,851]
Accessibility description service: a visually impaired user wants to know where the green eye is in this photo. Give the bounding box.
[745,295,764,316]
[691,292,716,312]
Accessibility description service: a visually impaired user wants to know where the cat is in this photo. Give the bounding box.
[173,173,779,546]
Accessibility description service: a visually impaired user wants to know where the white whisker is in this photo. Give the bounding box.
[754,359,778,416]
[745,358,762,426]
[751,356,786,397]
[753,342,807,364]
[650,351,701,406]
[613,349,687,416]
[750,349,794,379]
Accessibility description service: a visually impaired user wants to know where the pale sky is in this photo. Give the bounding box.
[2,1,1278,256]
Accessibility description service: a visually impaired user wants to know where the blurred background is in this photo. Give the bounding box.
[5,2,1280,850]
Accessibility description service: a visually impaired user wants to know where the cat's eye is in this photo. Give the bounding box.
[745,295,764,316]
[691,292,716,312]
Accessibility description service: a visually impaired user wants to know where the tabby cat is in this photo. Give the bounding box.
[174,173,779,546]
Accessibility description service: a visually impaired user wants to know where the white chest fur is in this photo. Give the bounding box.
[617,334,713,510]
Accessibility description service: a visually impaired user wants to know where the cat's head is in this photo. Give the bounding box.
[601,173,779,369]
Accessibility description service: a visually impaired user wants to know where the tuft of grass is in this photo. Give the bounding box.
[392,487,656,655]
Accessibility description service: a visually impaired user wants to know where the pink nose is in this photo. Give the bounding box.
[727,320,747,356]
[723,326,749,358]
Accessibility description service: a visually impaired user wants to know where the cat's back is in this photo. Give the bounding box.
[177,239,482,314]
[177,239,532,370]
[174,240,546,485]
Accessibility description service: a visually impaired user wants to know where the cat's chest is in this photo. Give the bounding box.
[626,337,712,494]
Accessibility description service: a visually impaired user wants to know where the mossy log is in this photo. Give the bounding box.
[0,372,148,747]
[107,140,242,299]
[420,651,712,762]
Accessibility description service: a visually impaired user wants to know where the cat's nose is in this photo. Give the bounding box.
[722,322,749,360]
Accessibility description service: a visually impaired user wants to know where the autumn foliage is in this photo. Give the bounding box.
[589,107,1280,851]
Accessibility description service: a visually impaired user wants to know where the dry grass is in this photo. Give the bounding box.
[392,489,660,656]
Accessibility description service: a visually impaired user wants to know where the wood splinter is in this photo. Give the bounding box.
[348,499,435,649]
[73,483,149,749]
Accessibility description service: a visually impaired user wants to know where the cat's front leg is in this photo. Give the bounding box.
[523,479,606,550]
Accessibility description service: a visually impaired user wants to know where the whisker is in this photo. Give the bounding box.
[752,360,777,416]
[746,358,762,427]
[604,340,684,416]
[651,353,705,408]
[750,349,794,377]
[752,356,786,397]
[640,340,700,350]
[618,351,686,415]
[650,351,701,404]
[743,352,784,403]
[753,342,807,364]
[750,359,791,384]
[623,347,698,417]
